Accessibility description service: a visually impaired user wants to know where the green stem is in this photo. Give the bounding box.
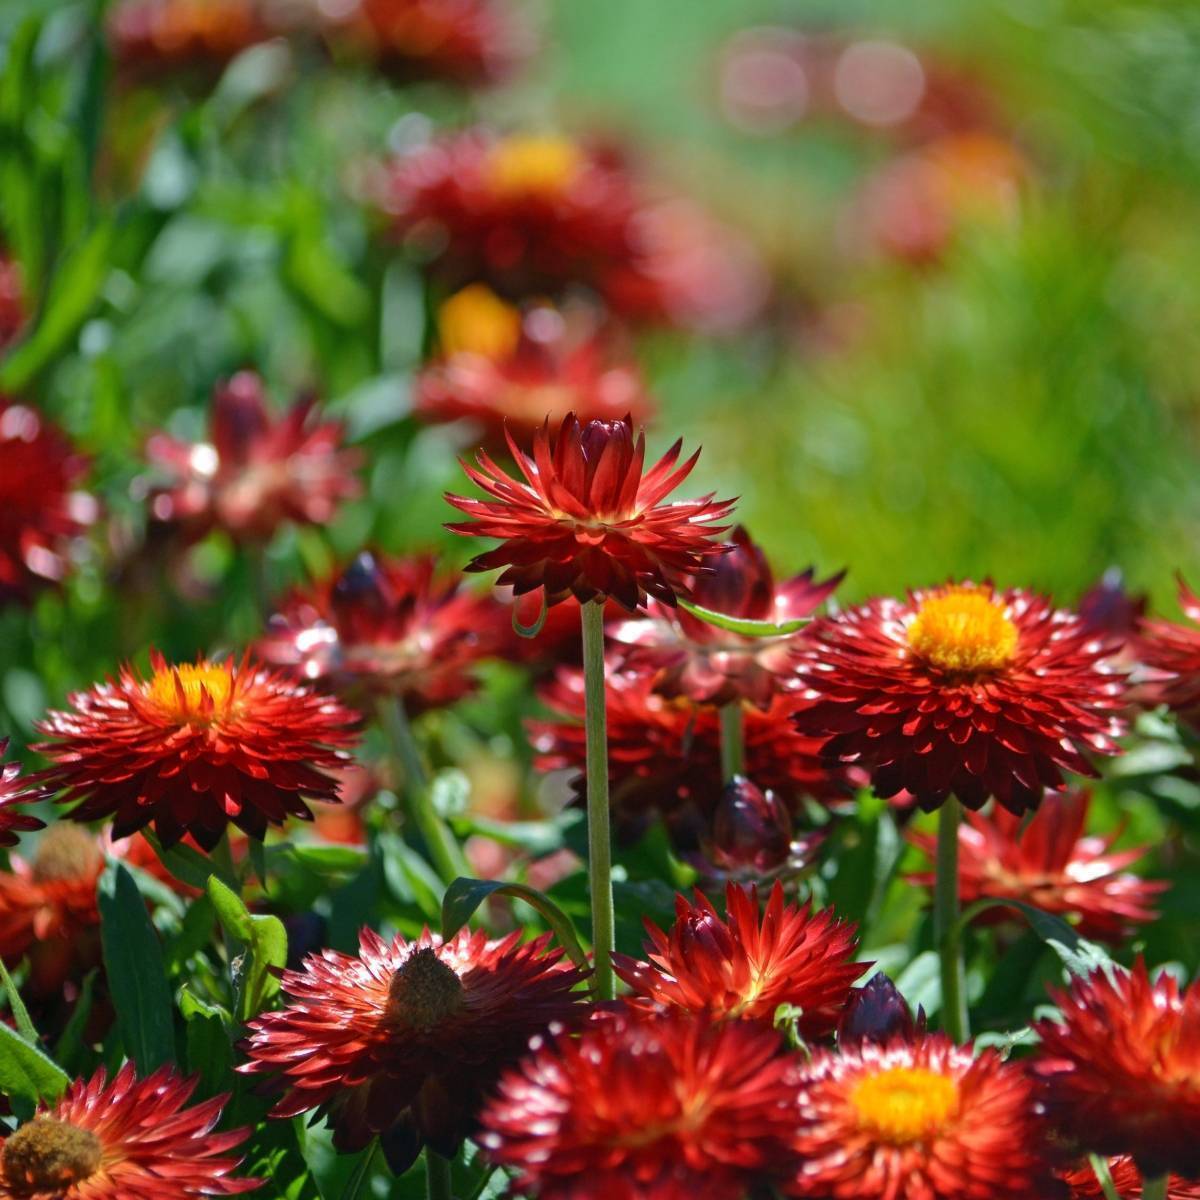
[1087,1156,1122,1200]
[934,796,969,1042]
[343,1139,379,1200]
[376,697,470,887]
[719,701,744,781]
[1142,1175,1168,1200]
[426,1150,453,1200]
[581,599,615,1001]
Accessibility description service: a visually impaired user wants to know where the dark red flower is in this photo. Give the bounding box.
[794,582,1128,814]
[1061,1157,1200,1199]
[0,1063,257,1198]
[35,653,359,849]
[784,1033,1060,1199]
[0,401,95,603]
[241,926,587,1173]
[0,738,46,849]
[613,881,863,1037]
[1135,577,1200,728]
[446,413,734,612]
[908,790,1163,942]
[1033,960,1200,1179]
[144,371,361,544]
[257,551,506,713]
[611,526,841,708]
[480,1006,797,1200]
[837,972,923,1047]
[0,256,25,349]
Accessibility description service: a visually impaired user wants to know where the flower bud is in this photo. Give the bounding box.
[710,775,792,874]
[837,972,920,1046]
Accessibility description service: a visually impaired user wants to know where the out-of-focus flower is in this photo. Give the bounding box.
[707,775,794,875]
[908,790,1164,942]
[784,1033,1059,1199]
[415,286,652,445]
[0,256,25,349]
[794,582,1127,814]
[611,526,841,708]
[36,653,359,849]
[143,371,361,544]
[480,1007,797,1200]
[0,1063,257,1197]
[1078,569,1147,641]
[1061,1156,1200,1199]
[447,414,734,612]
[1033,961,1200,1179]
[257,551,505,714]
[1135,577,1200,729]
[0,401,95,603]
[242,926,586,1173]
[837,972,923,1047]
[0,739,46,849]
[614,881,863,1037]
[375,130,766,332]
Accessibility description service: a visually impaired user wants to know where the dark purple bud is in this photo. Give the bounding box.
[1078,567,1147,637]
[692,526,774,621]
[710,775,792,874]
[211,371,270,462]
[332,551,392,621]
[837,973,920,1046]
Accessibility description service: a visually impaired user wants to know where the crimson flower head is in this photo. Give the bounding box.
[613,881,864,1038]
[35,653,359,849]
[447,413,734,612]
[480,1006,797,1200]
[612,526,842,708]
[257,551,505,714]
[1135,577,1200,729]
[795,582,1128,814]
[785,1033,1060,1199]
[908,790,1164,942]
[1033,960,1200,1179]
[0,1063,257,1198]
[0,401,95,603]
[144,371,361,544]
[1061,1157,1200,1199]
[241,926,586,1173]
[0,739,46,849]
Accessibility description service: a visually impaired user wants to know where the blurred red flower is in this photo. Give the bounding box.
[0,1063,257,1197]
[1135,577,1200,729]
[794,582,1127,814]
[0,256,25,349]
[0,738,46,849]
[1061,1157,1200,1199]
[36,653,359,849]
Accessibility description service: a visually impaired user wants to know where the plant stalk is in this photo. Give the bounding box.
[934,796,969,1042]
[1142,1176,1168,1200]
[426,1150,453,1200]
[719,701,744,781]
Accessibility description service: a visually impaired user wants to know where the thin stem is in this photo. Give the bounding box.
[719,701,744,781]
[1142,1176,1168,1200]
[1087,1156,1122,1200]
[376,696,471,886]
[426,1150,453,1200]
[343,1139,379,1200]
[581,598,615,1002]
[934,796,969,1043]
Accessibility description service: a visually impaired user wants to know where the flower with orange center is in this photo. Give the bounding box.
[0,1063,257,1198]
[908,790,1164,942]
[794,582,1128,814]
[1033,961,1200,1179]
[241,926,587,1173]
[0,738,46,849]
[1135,577,1200,730]
[447,413,734,612]
[1061,1156,1200,1199]
[784,1033,1059,1199]
[480,1006,797,1200]
[35,653,359,849]
[613,881,864,1038]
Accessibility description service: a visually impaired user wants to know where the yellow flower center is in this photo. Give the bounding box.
[906,587,1017,675]
[437,285,522,360]
[146,662,235,723]
[32,825,104,884]
[485,135,583,198]
[387,946,465,1031]
[2,1118,102,1191]
[849,1066,959,1144]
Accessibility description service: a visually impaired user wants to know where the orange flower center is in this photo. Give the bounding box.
[485,135,583,198]
[387,946,465,1031]
[849,1066,959,1144]
[32,825,104,884]
[145,662,235,723]
[907,587,1017,675]
[2,1118,102,1191]
[437,285,522,360]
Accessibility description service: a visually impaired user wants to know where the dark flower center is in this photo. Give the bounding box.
[387,946,465,1031]
[32,825,103,884]
[2,1118,102,1190]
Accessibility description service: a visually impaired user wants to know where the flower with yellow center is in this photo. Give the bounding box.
[437,285,522,360]
[484,135,583,198]
[907,586,1018,674]
[849,1066,959,1144]
[145,661,235,722]
[1,1118,102,1193]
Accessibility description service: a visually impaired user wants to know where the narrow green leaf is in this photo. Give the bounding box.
[53,970,97,1075]
[0,957,37,1044]
[0,1020,69,1108]
[207,877,288,1021]
[955,898,1114,978]
[180,986,234,1097]
[143,828,237,893]
[677,598,810,638]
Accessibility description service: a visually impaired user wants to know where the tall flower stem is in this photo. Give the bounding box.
[581,598,615,1001]
[426,1150,453,1200]
[1088,1156,1122,1200]
[719,701,744,781]
[376,696,470,886]
[934,796,969,1043]
[1142,1176,1168,1200]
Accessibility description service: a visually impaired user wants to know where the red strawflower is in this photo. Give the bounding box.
[611,526,841,708]
[1135,577,1200,728]
[0,256,25,349]
[415,287,652,446]
[35,653,359,849]
[908,790,1163,942]
[1033,961,1200,1179]
[257,551,505,713]
[480,1006,797,1200]
[446,413,734,612]
[1061,1157,1200,1199]
[794,582,1128,814]
[1077,569,1147,640]
[0,401,95,603]
[614,881,863,1037]
[241,926,587,1173]
[144,371,361,544]
[0,738,46,848]
[784,1033,1060,1199]
[0,1063,257,1198]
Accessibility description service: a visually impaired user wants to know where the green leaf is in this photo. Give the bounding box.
[955,899,1114,978]
[0,957,37,1044]
[265,842,368,877]
[238,1115,321,1200]
[53,970,97,1075]
[99,864,176,1072]
[143,828,237,893]
[0,1020,69,1110]
[180,986,234,1097]
[676,598,810,638]
[207,877,288,1022]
